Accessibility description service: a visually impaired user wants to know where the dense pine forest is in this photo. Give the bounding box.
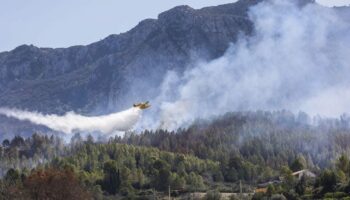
[1,111,350,199]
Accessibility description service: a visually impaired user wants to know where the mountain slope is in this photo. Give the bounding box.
[0,1,257,114]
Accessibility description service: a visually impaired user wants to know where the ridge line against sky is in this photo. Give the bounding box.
[0,0,349,52]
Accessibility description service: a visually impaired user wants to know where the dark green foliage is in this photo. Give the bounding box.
[205,190,221,200]
[282,189,299,200]
[337,154,349,171]
[295,175,306,195]
[51,142,218,195]
[290,156,306,172]
[4,168,21,184]
[2,139,10,147]
[324,192,348,199]
[267,184,275,196]
[100,161,120,195]
[153,160,171,191]
[317,169,337,194]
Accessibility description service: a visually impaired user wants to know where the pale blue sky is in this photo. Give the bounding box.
[0,0,349,52]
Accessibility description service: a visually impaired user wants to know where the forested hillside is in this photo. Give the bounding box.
[124,111,350,171]
[1,111,350,199]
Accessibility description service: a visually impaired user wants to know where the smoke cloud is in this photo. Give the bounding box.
[142,0,350,130]
[1,0,349,134]
[0,107,142,134]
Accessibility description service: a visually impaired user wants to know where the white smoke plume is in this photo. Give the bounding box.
[2,0,349,133]
[0,107,142,134]
[142,0,350,130]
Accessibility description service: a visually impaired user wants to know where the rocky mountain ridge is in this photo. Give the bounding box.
[0,0,260,114]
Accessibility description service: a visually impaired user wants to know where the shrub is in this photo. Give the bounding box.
[205,190,221,200]
[324,192,347,199]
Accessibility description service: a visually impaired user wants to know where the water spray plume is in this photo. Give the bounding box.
[0,106,147,134]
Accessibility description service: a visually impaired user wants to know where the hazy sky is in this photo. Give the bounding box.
[0,0,349,52]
